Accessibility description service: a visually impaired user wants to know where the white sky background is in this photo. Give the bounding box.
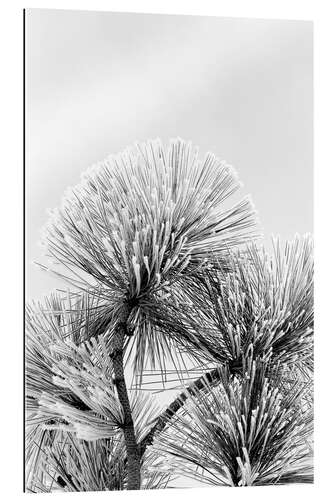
[26,9,313,301]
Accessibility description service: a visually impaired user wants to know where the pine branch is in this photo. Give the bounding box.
[111,303,141,489]
[27,136,313,490]
[138,366,222,457]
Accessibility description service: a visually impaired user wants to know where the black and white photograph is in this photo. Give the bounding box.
[24,7,313,493]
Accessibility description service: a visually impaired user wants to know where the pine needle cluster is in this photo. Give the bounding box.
[26,138,313,491]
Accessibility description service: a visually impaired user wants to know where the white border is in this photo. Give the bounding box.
[0,1,331,499]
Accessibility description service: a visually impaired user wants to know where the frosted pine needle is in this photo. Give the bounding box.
[41,138,260,299]
[178,234,314,370]
[149,361,313,486]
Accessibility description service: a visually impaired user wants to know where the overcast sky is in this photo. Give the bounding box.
[26,9,313,301]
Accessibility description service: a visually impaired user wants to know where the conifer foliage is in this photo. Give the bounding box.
[25,138,313,491]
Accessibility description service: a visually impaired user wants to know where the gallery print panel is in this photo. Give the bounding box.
[25,8,313,492]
